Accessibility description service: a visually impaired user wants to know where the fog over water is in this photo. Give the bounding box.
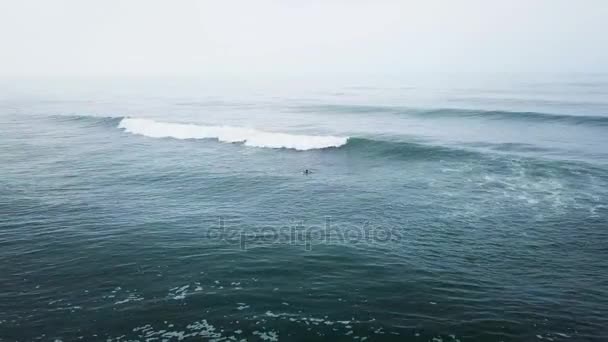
[1,0,607,77]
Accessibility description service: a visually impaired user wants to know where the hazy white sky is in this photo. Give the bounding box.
[1,0,607,77]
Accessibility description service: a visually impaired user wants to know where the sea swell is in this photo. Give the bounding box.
[294,104,608,126]
[342,137,476,160]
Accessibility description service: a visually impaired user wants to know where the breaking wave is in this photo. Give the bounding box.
[118,117,348,151]
[48,115,603,167]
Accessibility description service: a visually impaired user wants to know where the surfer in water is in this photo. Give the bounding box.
[303,169,311,175]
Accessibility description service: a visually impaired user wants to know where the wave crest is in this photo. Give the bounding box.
[118,118,348,151]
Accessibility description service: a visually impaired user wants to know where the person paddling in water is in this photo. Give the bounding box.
[303,169,311,175]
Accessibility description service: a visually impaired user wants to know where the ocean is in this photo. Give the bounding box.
[1,74,607,341]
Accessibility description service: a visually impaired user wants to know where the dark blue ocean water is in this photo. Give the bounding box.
[1,75,607,341]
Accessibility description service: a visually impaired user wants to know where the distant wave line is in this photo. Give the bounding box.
[293,104,608,126]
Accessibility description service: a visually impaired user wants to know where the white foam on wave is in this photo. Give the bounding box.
[118,117,348,151]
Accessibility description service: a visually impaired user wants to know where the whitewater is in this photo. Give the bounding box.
[118,117,349,151]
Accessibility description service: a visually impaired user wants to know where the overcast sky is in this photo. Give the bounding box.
[1,0,607,77]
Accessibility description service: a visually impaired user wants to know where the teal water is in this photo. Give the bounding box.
[1,75,607,341]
